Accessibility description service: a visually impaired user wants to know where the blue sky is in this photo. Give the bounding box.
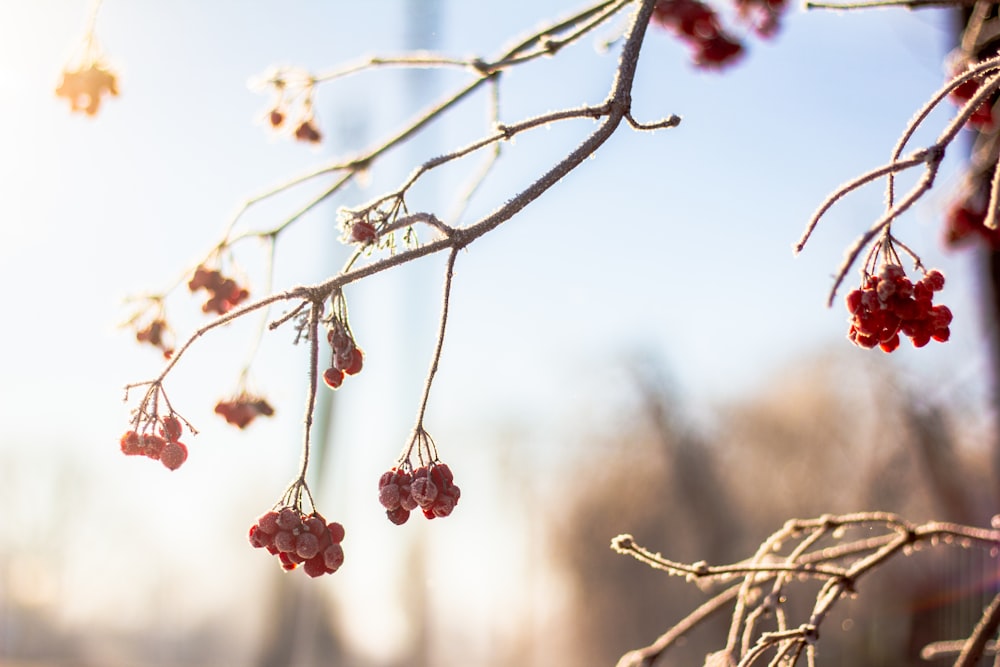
[0,0,989,663]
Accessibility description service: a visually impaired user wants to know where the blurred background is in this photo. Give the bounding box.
[1,0,998,665]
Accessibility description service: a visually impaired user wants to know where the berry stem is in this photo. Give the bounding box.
[296,299,324,485]
[413,247,459,431]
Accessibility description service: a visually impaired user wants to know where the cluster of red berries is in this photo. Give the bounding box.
[845,265,952,352]
[215,394,275,429]
[650,0,744,69]
[188,265,250,315]
[135,318,175,358]
[944,198,1000,249]
[56,62,119,116]
[248,507,345,577]
[377,463,461,525]
[120,416,188,470]
[322,323,364,389]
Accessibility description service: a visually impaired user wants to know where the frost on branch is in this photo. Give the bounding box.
[115,0,688,578]
[614,513,1000,667]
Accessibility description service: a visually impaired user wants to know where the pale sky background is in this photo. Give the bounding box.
[0,1,992,665]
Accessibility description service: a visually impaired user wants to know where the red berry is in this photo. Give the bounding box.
[349,221,378,245]
[432,494,457,518]
[327,522,345,544]
[323,367,344,389]
[379,483,401,510]
[923,270,946,292]
[269,108,284,127]
[854,332,879,349]
[386,507,410,525]
[274,530,296,553]
[276,507,302,531]
[159,441,188,470]
[845,290,863,315]
[249,524,274,549]
[141,433,166,460]
[278,552,299,571]
[931,305,953,328]
[303,555,328,577]
[911,331,932,348]
[295,532,321,560]
[379,469,398,488]
[951,77,980,102]
[399,486,418,511]
[160,416,183,441]
[257,511,281,534]
[120,430,142,456]
[323,544,345,572]
[430,463,454,488]
[303,515,327,539]
[344,348,364,375]
[879,333,901,353]
[932,326,951,342]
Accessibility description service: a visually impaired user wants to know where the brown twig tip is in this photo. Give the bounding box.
[626,112,682,131]
[611,533,636,551]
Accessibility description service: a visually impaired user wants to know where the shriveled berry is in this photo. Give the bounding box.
[411,477,439,508]
[327,327,352,353]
